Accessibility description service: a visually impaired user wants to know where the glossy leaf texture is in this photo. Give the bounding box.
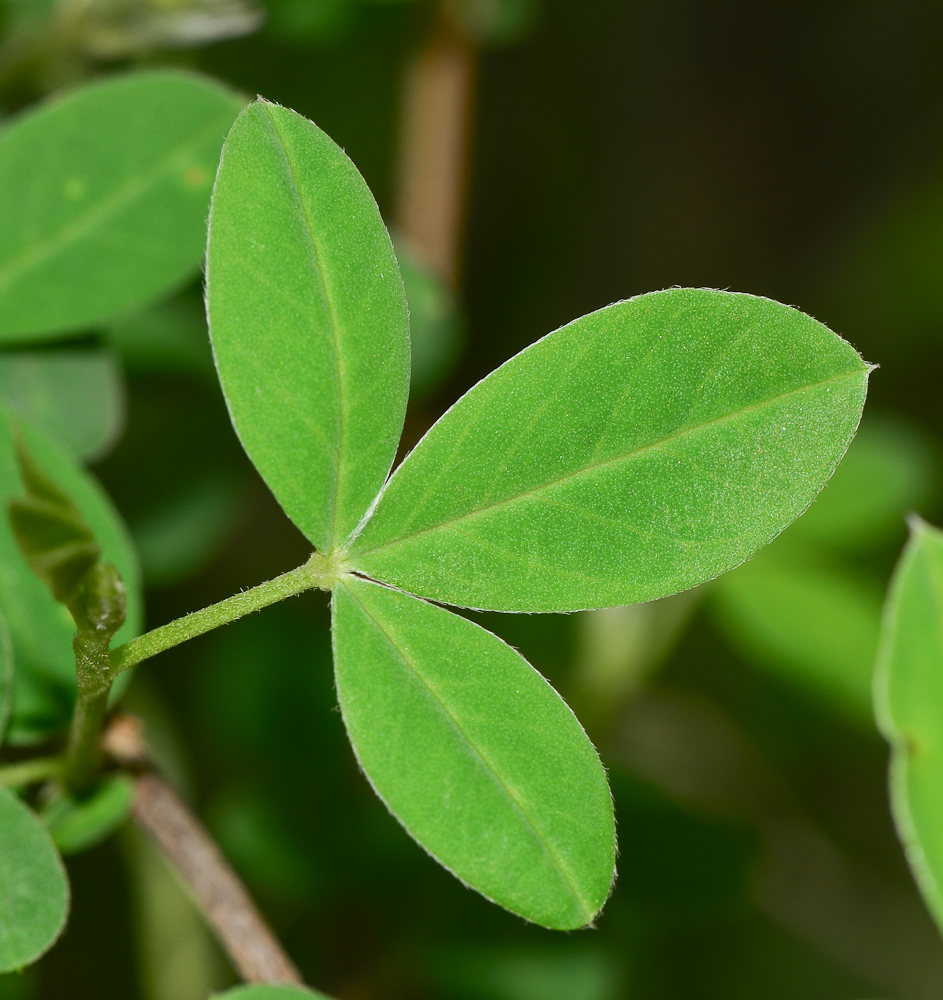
[206,100,410,553]
[350,288,869,612]
[332,577,615,930]
[0,611,11,746]
[0,70,244,342]
[0,789,69,972]
[0,408,141,742]
[0,348,125,460]
[875,519,943,933]
[215,986,333,999]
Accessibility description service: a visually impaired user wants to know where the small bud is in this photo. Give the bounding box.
[76,563,127,639]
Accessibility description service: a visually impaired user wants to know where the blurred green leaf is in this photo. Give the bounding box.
[449,0,540,45]
[0,788,69,973]
[0,408,141,743]
[0,347,124,460]
[214,986,332,999]
[0,70,244,342]
[396,237,463,400]
[441,948,620,1000]
[41,774,133,855]
[787,418,936,551]
[332,576,616,930]
[0,612,11,747]
[207,99,410,553]
[351,289,869,612]
[712,555,883,725]
[102,297,214,378]
[263,0,355,45]
[131,474,247,588]
[875,518,943,935]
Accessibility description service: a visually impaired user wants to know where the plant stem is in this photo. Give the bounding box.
[0,756,61,789]
[63,627,113,794]
[109,552,341,676]
[133,770,304,984]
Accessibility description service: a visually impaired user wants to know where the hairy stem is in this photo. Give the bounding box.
[63,627,113,794]
[109,552,342,676]
[0,756,61,789]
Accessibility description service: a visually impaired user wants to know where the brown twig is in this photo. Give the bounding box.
[105,716,303,986]
[396,9,477,288]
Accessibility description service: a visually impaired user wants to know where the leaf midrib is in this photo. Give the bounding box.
[0,111,233,295]
[344,581,594,924]
[353,367,864,558]
[263,104,346,551]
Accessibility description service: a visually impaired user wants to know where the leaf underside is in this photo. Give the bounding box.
[0,407,142,743]
[875,519,943,935]
[350,288,869,612]
[0,70,244,342]
[206,99,410,553]
[0,789,69,973]
[332,577,615,930]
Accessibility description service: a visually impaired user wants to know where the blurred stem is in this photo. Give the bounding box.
[0,756,61,789]
[109,552,342,676]
[396,8,477,288]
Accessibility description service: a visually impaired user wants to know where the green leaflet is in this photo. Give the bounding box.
[712,555,883,725]
[332,577,615,930]
[0,611,11,746]
[875,519,943,933]
[0,70,244,342]
[214,986,331,999]
[0,348,124,460]
[0,789,69,972]
[0,408,141,742]
[42,775,134,855]
[206,100,410,553]
[350,289,869,612]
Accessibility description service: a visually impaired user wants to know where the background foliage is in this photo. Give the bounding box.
[2,1,943,998]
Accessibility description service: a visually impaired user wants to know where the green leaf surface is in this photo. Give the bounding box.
[0,789,69,973]
[0,70,244,342]
[207,100,409,554]
[332,576,615,930]
[213,986,332,999]
[712,554,882,724]
[0,408,141,742]
[875,519,943,933]
[0,612,11,747]
[0,348,124,460]
[41,775,134,855]
[350,289,869,612]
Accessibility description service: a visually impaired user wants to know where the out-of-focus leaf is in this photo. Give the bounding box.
[712,554,883,725]
[875,519,943,934]
[0,612,11,747]
[0,348,125,460]
[207,100,410,553]
[264,0,355,45]
[351,289,869,612]
[396,238,463,400]
[0,71,244,342]
[102,298,214,378]
[41,775,134,855]
[787,418,935,551]
[0,789,69,973]
[332,577,615,930]
[74,0,262,57]
[440,947,620,1000]
[131,475,247,588]
[0,408,141,743]
[214,986,332,999]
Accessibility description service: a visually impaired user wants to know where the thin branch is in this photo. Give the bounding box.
[106,717,304,986]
